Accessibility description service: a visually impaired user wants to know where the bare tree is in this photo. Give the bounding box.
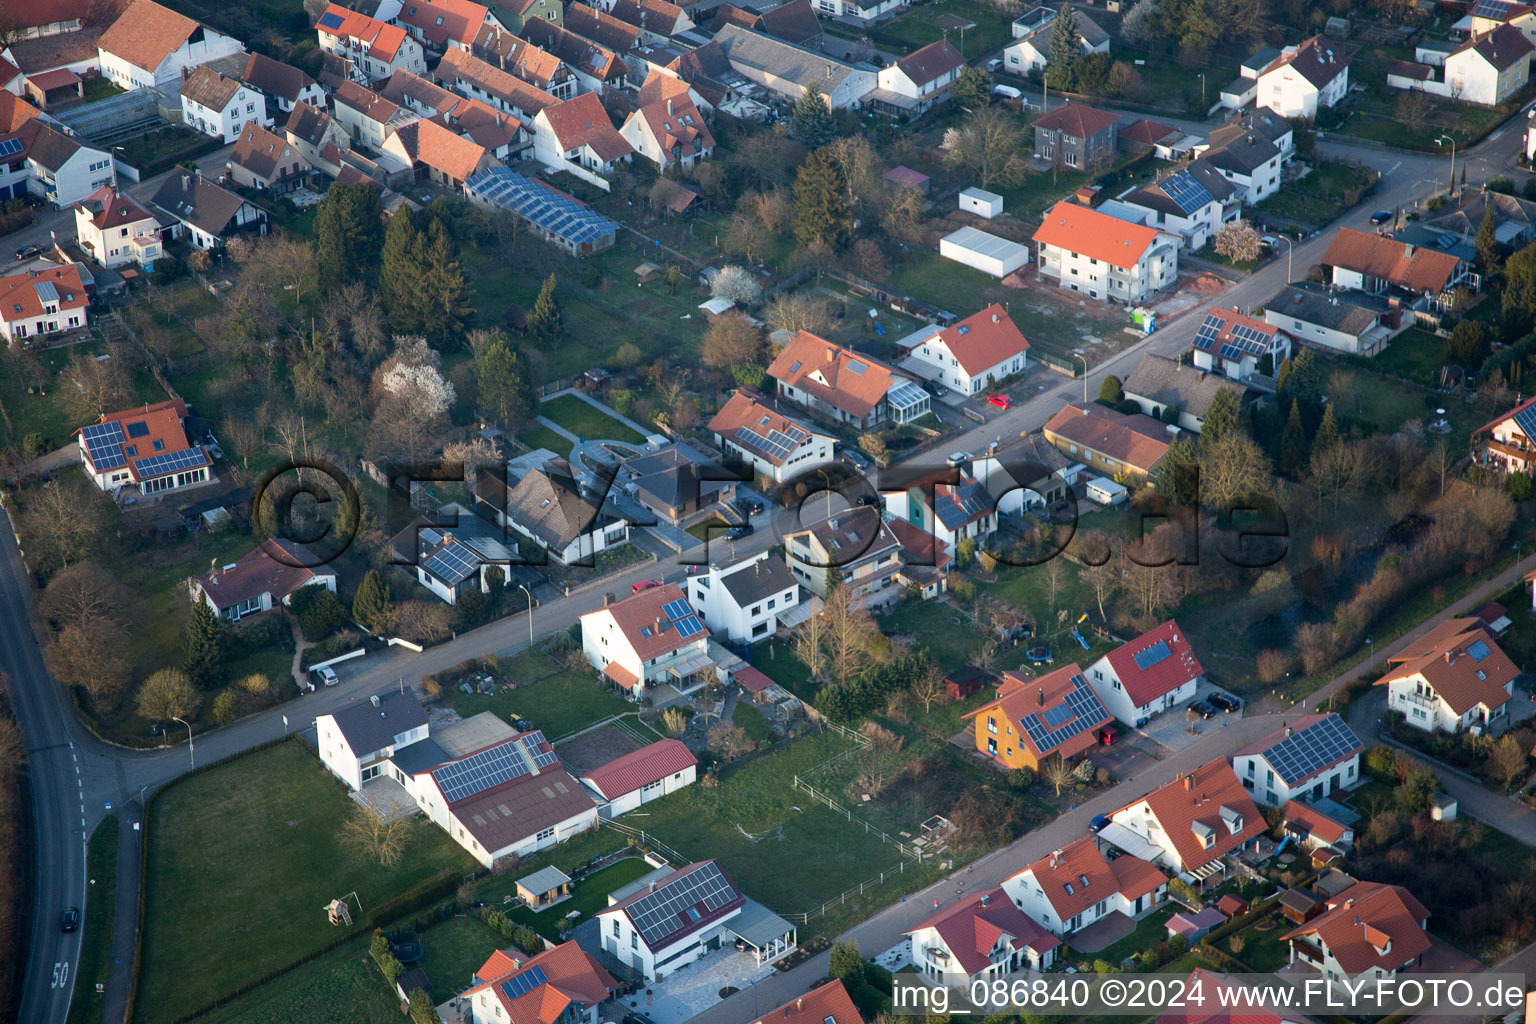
[792,602,828,681]
[39,564,125,628]
[48,619,131,707]
[1043,757,1074,796]
[942,107,1031,189]
[1489,735,1527,792]
[764,292,834,338]
[881,184,926,244]
[135,668,201,721]
[338,789,414,867]
[910,663,949,713]
[723,213,770,264]
[707,723,754,761]
[18,479,112,572]
[59,352,133,423]
[1199,431,1273,511]
[825,136,886,217]
[701,312,763,370]
[1309,439,1367,511]
[856,722,905,795]
[824,587,879,688]
[746,187,793,235]
[1044,557,1064,613]
[1395,90,1433,135]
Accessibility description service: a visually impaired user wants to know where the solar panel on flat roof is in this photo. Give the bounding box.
[1131,640,1172,671]
[1261,715,1361,787]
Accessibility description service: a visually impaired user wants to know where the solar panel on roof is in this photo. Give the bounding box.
[623,862,739,945]
[1131,640,1172,671]
[1017,673,1109,753]
[0,138,22,157]
[1261,715,1361,788]
[1192,312,1224,353]
[1161,171,1213,215]
[81,421,126,471]
[1467,639,1491,662]
[317,10,345,28]
[674,614,703,638]
[133,447,207,479]
[500,965,548,1000]
[33,281,59,303]
[1474,0,1515,18]
[662,598,691,621]
[434,739,532,803]
[735,425,795,462]
[423,541,481,586]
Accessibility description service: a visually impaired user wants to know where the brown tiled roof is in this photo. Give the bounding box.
[478,458,614,551]
[968,664,1109,763]
[10,0,91,31]
[1120,118,1176,145]
[756,0,822,43]
[397,0,490,47]
[148,172,255,237]
[1032,101,1119,139]
[1283,800,1352,846]
[585,582,711,661]
[521,18,628,82]
[1109,852,1168,901]
[449,764,595,853]
[934,303,1029,376]
[230,120,310,181]
[1006,836,1119,922]
[564,3,640,54]
[192,538,326,612]
[178,63,242,111]
[1323,227,1462,293]
[750,980,864,1024]
[72,186,155,230]
[1460,24,1535,68]
[1388,59,1433,81]
[1262,35,1348,88]
[284,101,340,146]
[240,52,316,102]
[1282,881,1430,974]
[334,79,405,123]
[1042,402,1170,474]
[6,27,105,74]
[630,75,712,162]
[436,45,558,115]
[1120,759,1261,872]
[904,888,1059,976]
[790,507,900,568]
[895,38,963,87]
[464,942,617,1024]
[610,0,689,34]
[473,24,567,89]
[709,388,821,466]
[539,90,632,162]
[98,0,201,73]
[1375,617,1516,715]
[767,332,899,419]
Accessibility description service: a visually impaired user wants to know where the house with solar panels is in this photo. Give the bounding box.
[77,399,212,497]
[1372,617,1517,733]
[1100,759,1260,886]
[459,940,616,1024]
[707,388,836,485]
[595,859,797,981]
[404,520,522,605]
[579,583,713,697]
[1085,620,1203,728]
[464,166,618,256]
[1116,161,1237,252]
[963,664,1113,771]
[880,464,998,559]
[684,550,801,643]
[999,837,1167,939]
[0,263,90,345]
[1472,394,1536,474]
[315,3,427,81]
[1188,306,1291,382]
[1231,713,1364,807]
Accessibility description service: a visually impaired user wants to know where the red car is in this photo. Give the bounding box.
[631,579,663,594]
[987,394,1013,410]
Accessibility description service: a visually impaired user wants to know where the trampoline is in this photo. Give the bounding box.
[1025,646,1052,663]
[391,940,423,964]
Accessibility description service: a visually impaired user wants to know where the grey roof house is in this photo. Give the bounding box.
[1262,282,1395,356]
[1120,353,1248,435]
[148,171,268,250]
[474,459,630,566]
[711,24,876,109]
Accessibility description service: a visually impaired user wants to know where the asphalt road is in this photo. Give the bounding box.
[6,115,1535,1024]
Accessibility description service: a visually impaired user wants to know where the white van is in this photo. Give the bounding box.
[1085,477,1128,506]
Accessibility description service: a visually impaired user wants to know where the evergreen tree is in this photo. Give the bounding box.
[1155,435,1200,505]
[949,65,991,109]
[792,148,851,251]
[828,940,862,981]
[1046,4,1083,90]
[1274,355,1292,394]
[1098,375,1123,404]
[475,331,538,425]
[421,219,472,346]
[183,600,225,690]
[379,211,424,332]
[1280,399,1308,476]
[1475,208,1501,276]
[353,569,394,634]
[1200,387,1241,445]
[527,274,564,347]
[788,83,836,149]
[1312,403,1340,454]
[314,182,383,290]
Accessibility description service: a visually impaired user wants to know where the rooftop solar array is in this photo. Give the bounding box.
[674,614,703,638]
[1192,312,1225,353]
[133,447,207,479]
[500,965,548,1001]
[662,598,691,621]
[734,422,806,463]
[81,421,126,471]
[1513,402,1536,441]
[0,138,22,158]
[1260,714,1361,787]
[34,281,59,303]
[1017,673,1109,754]
[1217,321,1272,362]
[1131,639,1172,671]
[424,539,483,586]
[623,862,740,946]
[317,9,346,29]
[1474,0,1518,19]
[433,731,556,804]
[466,168,619,248]
[1161,170,1213,215]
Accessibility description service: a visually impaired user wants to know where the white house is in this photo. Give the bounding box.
[577,738,697,816]
[0,264,90,345]
[96,0,244,92]
[871,38,964,115]
[1190,306,1291,380]
[904,889,1060,984]
[147,172,267,250]
[1198,133,1283,205]
[1263,283,1390,356]
[1032,201,1178,305]
[316,3,427,81]
[1282,882,1431,989]
[881,467,998,559]
[1084,620,1203,728]
[1388,26,1532,106]
[1255,36,1349,118]
[707,388,836,485]
[596,860,795,981]
[232,52,326,119]
[189,538,337,621]
[805,0,907,22]
[1231,713,1364,807]
[399,520,520,606]
[1118,161,1237,251]
[178,63,267,143]
[784,507,903,610]
[72,186,161,270]
[533,91,633,190]
[1000,838,1168,938]
[1374,617,1516,733]
[1102,759,1260,884]
[766,330,930,428]
[619,72,714,171]
[1476,394,1536,474]
[76,399,211,497]
[332,80,420,153]
[8,119,115,209]
[395,0,497,55]
[473,459,630,567]
[1120,353,1250,435]
[315,689,432,791]
[579,583,713,696]
[901,302,1029,396]
[1003,6,1109,75]
[684,550,802,643]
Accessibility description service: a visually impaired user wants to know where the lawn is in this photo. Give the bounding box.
[870,0,1015,59]
[515,421,571,457]
[66,819,118,1024]
[1259,161,1377,227]
[416,914,506,995]
[1361,326,1446,387]
[441,649,633,741]
[1070,905,1177,967]
[1221,910,1292,972]
[136,741,476,1024]
[115,125,217,170]
[472,853,654,933]
[0,336,165,451]
[192,936,403,1024]
[733,701,773,743]
[687,516,729,542]
[538,393,645,444]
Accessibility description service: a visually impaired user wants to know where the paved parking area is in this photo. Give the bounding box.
[613,947,777,1024]
[1122,681,1245,756]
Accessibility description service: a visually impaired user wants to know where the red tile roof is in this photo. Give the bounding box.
[464,940,617,1024]
[1042,402,1171,475]
[192,539,327,612]
[1033,201,1163,269]
[334,79,405,123]
[98,0,202,73]
[73,186,155,231]
[1375,617,1516,715]
[1120,118,1176,146]
[1157,968,1307,1024]
[565,3,640,54]
[437,46,558,116]
[580,738,697,799]
[387,118,486,181]
[767,331,899,419]
[966,664,1109,763]
[1100,620,1203,708]
[1322,227,1463,294]
[540,91,632,162]
[398,0,490,47]
[318,3,409,61]
[1118,759,1261,872]
[709,388,820,467]
[1283,799,1351,846]
[1032,101,1119,139]
[79,399,207,483]
[934,303,1030,377]
[750,979,865,1024]
[735,664,775,693]
[1008,837,1120,922]
[1191,306,1283,357]
[630,72,713,162]
[0,94,40,134]
[583,582,711,661]
[0,263,89,324]
[1282,881,1430,974]
[904,887,1058,975]
[1474,393,1536,437]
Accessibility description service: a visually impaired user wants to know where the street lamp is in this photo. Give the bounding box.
[170,716,194,769]
[1276,235,1293,283]
[1366,635,1374,671]
[1437,135,1457,197]
[1197,72,1206,105]
[1071,351,1088,403]
[516,583,533,645]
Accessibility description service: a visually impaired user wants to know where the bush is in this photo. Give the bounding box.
[288,586,349,641]
[1007,767,1036,792]
[232,614,289,656]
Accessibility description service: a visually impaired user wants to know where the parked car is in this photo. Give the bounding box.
[1260,235,1279,250]
[1207,692,1241,713]
[737,497,764,515]
[946,451,974,467]
[624,1014,659,1024]
[1188,699,1217,719]
[631,579,663,594]
[60,907,79,932]
[727,523,754,540]
[856,493,880,507]
[15,244,42,260]
[987,394,1013,410]
[1089,814,1110,833]
[843,448,870,470]
[1370,210,1393,225]
[314,665,339,687]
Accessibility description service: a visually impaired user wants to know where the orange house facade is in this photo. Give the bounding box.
[964,664,1112,771]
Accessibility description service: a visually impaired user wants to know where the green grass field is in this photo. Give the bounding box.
[515,422,571,457]
[136,741,475,1023]
[66,820,118,1024]
[870,0,1014,58]
[1363,327,1447,386]
[416,914,504,994]
[538,394,644,444]
[0,337,165,451]
[1259,161,1377,226]
[732,702,773,744]
[441,650,631,740]
[192,936,402,1024]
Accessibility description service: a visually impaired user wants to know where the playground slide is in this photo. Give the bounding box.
[1071,630,1090,650]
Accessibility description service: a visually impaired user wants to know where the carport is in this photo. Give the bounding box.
[1095,821,1163,864]
[724,899,797,967]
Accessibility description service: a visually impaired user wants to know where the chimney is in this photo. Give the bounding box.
[1037,688,1044,707]
[650,881,657,892]
[1346,898,1355,910]
[655,617,664,633]
[825,63,831,79]
[1284,725,1291,737]
[181,174,192,191]
[980,893,991,907]
[797,998,804,1010]
[603,592,614,606]
[1184,775,1193,791]
[370,694,380,707]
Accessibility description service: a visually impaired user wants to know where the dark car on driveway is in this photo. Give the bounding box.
[727,523,754,540]
[1208,692,1241,713]
[737,497,764,515]
[15,245,42,260]
[1188,699,1217,719]
[1370,210,1393,225]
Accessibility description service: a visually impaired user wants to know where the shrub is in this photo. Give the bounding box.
[288,586,349,641]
